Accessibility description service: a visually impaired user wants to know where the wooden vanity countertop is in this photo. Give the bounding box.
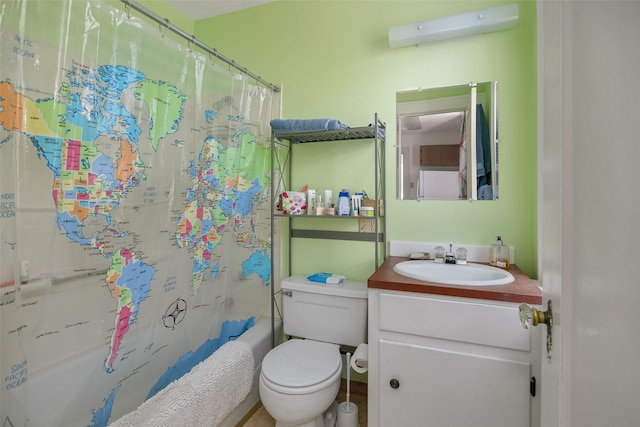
[368,256,542,305]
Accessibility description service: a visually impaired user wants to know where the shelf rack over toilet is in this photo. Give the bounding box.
[269,114,386,346]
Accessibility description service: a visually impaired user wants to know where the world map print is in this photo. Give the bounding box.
[0,3,275,424]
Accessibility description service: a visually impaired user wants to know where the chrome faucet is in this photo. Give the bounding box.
[444,244,457,264]
[436,244,468,265]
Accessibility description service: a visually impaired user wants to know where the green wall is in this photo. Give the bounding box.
[135,0,194,34]
[160,0,538,279]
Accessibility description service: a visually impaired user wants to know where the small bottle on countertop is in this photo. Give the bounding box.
[489,236,510,269]
[489,236,499,266]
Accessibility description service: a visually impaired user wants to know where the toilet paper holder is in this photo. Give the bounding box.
[350,343,369,374]
[354,360,368,369]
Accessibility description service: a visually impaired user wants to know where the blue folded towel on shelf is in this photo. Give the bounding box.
[270,118,349,134]
[371,125,386,139]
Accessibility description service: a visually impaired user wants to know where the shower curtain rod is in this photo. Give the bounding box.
[120,0,280,93]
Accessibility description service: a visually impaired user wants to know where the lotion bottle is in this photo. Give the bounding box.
[337,189,351,216]
[489,236,501,267]
[306,189,316,215]
[489,236,510,269]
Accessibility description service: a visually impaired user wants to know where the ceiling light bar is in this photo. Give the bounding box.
[388,3,519,48]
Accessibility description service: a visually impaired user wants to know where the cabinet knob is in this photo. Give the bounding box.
[389,378,400,389]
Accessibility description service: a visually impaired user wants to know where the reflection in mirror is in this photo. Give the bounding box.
[396,82,498,201]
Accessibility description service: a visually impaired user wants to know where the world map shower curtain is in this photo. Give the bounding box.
[0,0,280,425]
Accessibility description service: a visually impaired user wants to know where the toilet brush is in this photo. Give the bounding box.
[337,352,359,427]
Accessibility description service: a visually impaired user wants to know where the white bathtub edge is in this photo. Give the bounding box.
[217,316,281,427]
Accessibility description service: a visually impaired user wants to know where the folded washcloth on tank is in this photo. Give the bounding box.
[307,272,345,285]
[270,118,349,134]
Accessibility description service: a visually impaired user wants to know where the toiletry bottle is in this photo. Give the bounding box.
[324,189,333,208]
[337,189,350,216]
[316,194,325,215]
[496,243,510,269]
[306,189,316,215]
[354,192,363,216]
[490,236,510,269]
[489,236,501,267]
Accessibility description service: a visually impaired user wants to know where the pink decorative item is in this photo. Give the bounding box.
[281,191,306,215]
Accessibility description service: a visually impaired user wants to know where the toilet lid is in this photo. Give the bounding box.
[262,339,341,388]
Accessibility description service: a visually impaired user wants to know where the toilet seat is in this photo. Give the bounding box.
[261,339,341,395]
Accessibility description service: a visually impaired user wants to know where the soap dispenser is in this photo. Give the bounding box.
[489,236,510,269]
[489,236,500,267]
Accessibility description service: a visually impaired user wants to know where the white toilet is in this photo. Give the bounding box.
[259,275,367,427]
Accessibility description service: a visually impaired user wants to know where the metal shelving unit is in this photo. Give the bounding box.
[269,113,386,276]
[268,114,385,347]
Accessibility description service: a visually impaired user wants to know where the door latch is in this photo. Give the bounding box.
[530,376,536,397]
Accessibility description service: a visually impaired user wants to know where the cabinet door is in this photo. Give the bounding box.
[379,339,531,427]
[419,144,459,167]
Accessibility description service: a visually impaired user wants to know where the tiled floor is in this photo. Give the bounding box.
[241,380,367,427]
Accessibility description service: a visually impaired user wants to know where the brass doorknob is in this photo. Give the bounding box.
[519,300,554,361]
[519,300,553,329]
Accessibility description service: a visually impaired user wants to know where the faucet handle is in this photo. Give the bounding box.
[455,247,468,265]
[433,246,445,263]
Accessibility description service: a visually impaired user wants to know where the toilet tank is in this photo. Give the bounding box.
[281,275,367,347]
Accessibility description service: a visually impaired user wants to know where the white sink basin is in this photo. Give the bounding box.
[393,260,514,286]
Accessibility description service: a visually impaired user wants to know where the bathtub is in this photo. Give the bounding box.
[218,316,281,427]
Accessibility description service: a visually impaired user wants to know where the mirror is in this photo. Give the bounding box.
[396,81,498,200]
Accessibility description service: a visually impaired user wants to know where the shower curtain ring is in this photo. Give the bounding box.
[124,0,131,18]
[159,19,169,38]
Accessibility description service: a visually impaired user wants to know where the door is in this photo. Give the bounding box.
[379,339,530,427]
[538,1,640,425]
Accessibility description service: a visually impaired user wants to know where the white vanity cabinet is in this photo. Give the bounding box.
[368,288,539,427]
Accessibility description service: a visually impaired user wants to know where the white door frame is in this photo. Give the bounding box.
[538,0,571,425]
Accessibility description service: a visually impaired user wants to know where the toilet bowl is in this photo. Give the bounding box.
[259,339,342,427]
[259,276,367,427]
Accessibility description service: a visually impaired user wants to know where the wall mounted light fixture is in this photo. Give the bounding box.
[388,3,519,48]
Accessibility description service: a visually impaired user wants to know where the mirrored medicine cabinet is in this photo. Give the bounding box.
[396,81,498,201]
